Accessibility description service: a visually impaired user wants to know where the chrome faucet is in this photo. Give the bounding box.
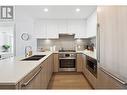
[25,46,32,57]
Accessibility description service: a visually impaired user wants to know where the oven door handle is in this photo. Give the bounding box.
[59,58,76,60]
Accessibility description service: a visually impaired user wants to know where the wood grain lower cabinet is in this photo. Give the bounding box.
[82,54,97,88]
[40,54,53,89]
[96,68,125,89]
[18,54,53,89]
[53,54,59,72]
[82,54,86,75]
[41,60,48,89]
[82,54,125,89]
[85,67,97,88]
[18,66,42,89]
[0,54,53,89]
[76,54,83,72]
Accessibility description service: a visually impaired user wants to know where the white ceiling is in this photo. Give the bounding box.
[15,6,97,19]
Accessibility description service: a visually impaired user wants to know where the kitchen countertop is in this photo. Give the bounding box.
[53,50,97,59]
[0,50,96,85]
[0,51,53,85]
[77,50,97,59]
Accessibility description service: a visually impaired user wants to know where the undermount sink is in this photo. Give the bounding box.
[21,55,46,61]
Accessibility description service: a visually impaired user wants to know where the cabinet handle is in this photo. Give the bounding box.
[99,67,127,85]
[97,23,100,63]
[21,67,42,87]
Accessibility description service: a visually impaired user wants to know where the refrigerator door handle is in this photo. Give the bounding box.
[97,23,100,63]
[100,67,127,85]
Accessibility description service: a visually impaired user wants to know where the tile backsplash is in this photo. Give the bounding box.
[37,37,91,51]
[90,37,96,48]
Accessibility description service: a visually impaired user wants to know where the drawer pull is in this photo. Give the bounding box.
[21,67,42,87]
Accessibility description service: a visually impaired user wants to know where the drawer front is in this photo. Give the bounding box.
[18,66,42,89]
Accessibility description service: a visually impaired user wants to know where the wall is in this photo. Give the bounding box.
[37,36,90,51]
[15,7,37,56]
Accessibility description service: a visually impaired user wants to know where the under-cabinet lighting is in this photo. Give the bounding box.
[45,38,51,43]
[76,8,80,12]
[44,8,48,12]
[76,38,82,42]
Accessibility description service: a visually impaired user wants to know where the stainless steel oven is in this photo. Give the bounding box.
[86,55,97,78]
[59,51,76,71]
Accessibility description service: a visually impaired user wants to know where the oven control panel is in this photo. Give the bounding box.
[59,53,76,59]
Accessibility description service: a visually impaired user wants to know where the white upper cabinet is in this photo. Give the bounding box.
[34,20,58,39]
[34,20,47,38]
[68,20,86,38]
[67,20,76,34]
[46,20,59,39]
[57,20,67,34]
[86,10,97,38]
[34,19,87,39]
[58,19,86,38]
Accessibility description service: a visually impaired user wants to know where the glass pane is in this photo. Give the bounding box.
[0,23,14,58]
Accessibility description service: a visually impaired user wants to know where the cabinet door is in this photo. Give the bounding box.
[53,54,59,72]
[41,55,53,89]
[49,54,53,76]
[86,10,97,38]
[68,20,75,34]
[97,68,124,89]
[19,67,42,89]
[74,20,86,38]
[98,6,119,80]
[46,54,53,83]
[41,58,50,89]
[97,6,119,88]
[57,20,67,33]
[82,54,97,88]
[98,6,127,87]
[34,21,47,38]
[68,20,86,38]
[46,20,58,39]
[82,54,87,75]
[117,7,127,82]
[76,54,83,72]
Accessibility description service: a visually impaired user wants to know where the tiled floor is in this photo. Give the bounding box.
[48,72,92,89]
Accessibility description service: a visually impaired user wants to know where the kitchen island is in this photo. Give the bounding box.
[0,51,53,89]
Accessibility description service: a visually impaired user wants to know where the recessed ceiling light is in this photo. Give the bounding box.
[76,8,80,12]
[44,8,48,12]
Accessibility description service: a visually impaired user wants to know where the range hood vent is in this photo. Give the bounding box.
[59,33,75,38]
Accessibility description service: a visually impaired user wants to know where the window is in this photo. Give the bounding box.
[0,23,14,56]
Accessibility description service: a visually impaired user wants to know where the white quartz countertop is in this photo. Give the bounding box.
[0,50,96,85]
[53,50,97,60]
[77,50,97,59]
[0,51,53,85]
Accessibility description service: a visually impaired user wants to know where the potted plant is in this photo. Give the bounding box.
[2,44,11,52]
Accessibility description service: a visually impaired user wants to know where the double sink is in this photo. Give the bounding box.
[21,55,46,61]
